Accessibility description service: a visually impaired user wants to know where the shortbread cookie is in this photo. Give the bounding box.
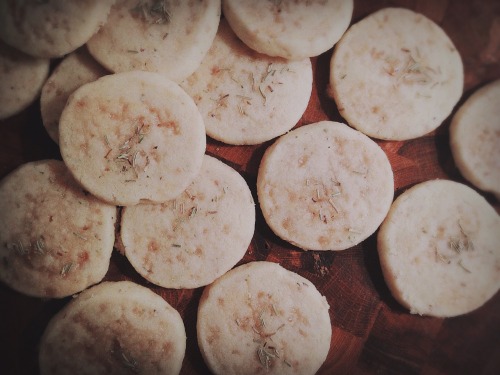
[39,281,186,375]
[330,7,464,140]
[197,261,331,375]
[378,179,500,317]
[59,71,206,206]
[0,0,114,58]
[181,20,312,145]
[257,121,394,251]
[120,155,255,289]
[0,160,116,298]
[222,0,353,60]
[41,48,108,144]
[87,0,221,83]
[450,80,500,199]
[0,41,49,120]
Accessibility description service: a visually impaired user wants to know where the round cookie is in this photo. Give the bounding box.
[0,41,49,120]
[450,80,500,199]
[0,0,115,58]
[0,160,116,298]
[87,0,221,83]
[329,7,464,140]
[222,0,353,60]
[197,261,331,375]
[257,121,394,251]
[41,48,108,144]
[181,19,312,145]
[39,281,186,375]
[378,179,500,317]
[59,71,206,206]
[120,155,255,289]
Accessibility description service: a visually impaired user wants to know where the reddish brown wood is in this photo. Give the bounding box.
[1,1,499,374]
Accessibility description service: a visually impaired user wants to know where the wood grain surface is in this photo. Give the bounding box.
[1,1,499,374]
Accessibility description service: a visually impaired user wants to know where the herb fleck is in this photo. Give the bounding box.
[60,262,74,277]
[131,0,171,25]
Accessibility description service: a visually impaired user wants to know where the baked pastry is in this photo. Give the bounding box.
[0,160,116,298]
[197,261,331,375]
[223,0,353,59]
[450,79,500,199]
[257,121,394,250]
[59,71,206,206]
[39,281,186,374]
[378,179,500,317]
[330,7,464,140]
[0,0,114,58]
[181,19,312,145]
[87,0,221,83]
[120,155,255,289]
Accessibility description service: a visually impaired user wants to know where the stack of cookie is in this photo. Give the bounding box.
[0,1,498,375]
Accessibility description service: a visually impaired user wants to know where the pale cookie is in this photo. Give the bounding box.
[197,261,331,375]
[0,160,116,298]
[450,80,500,199]
[87,0,221,83]
[378,179,500,317]
[59,71,206,206]
[0,0,115,58]
[41,48,108,144]
[181,19,312,145]
[330,7,464,140]
[257,121,394,251]
[0,41,49,120]
[222,0,353,60]
[120,155,255,289]
[39,281,186,375]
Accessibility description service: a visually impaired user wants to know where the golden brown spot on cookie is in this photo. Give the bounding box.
[298,155,309,167]
[282,218,291,231]
[195,247,203,257]
[217,297,224,306]
[162,341,172,355]
[132,306,144,317]
[223,224,231,235]
[207,325,221,344]
[211,66,221,75]
[176,253,186,264]
[76,99,87,109]
[99,303,107,313]
[299,328,308,337]
[158,120,180,135]
[436,225,446,240]
[318,236,329,247]
[371,106,380,114]
[77,251,89,266]
[148,240,159,252]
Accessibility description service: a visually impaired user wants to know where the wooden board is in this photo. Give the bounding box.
[1,1,499,374]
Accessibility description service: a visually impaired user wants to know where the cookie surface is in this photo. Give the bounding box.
[257,121,394,251]
[39,281,186,375]
[450,80,500,199]
[87,0,221,83]
[181,19,312,145]
[0,0,114,58]
[222,0,353,60]
[378,179,500,317]
[0,41,49,120]
[197,261,331,375]
[59,71,206,206]
[120,155,255,289]
[0,160,116,298]
[41,48,108,144]
[330,7,464,140]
